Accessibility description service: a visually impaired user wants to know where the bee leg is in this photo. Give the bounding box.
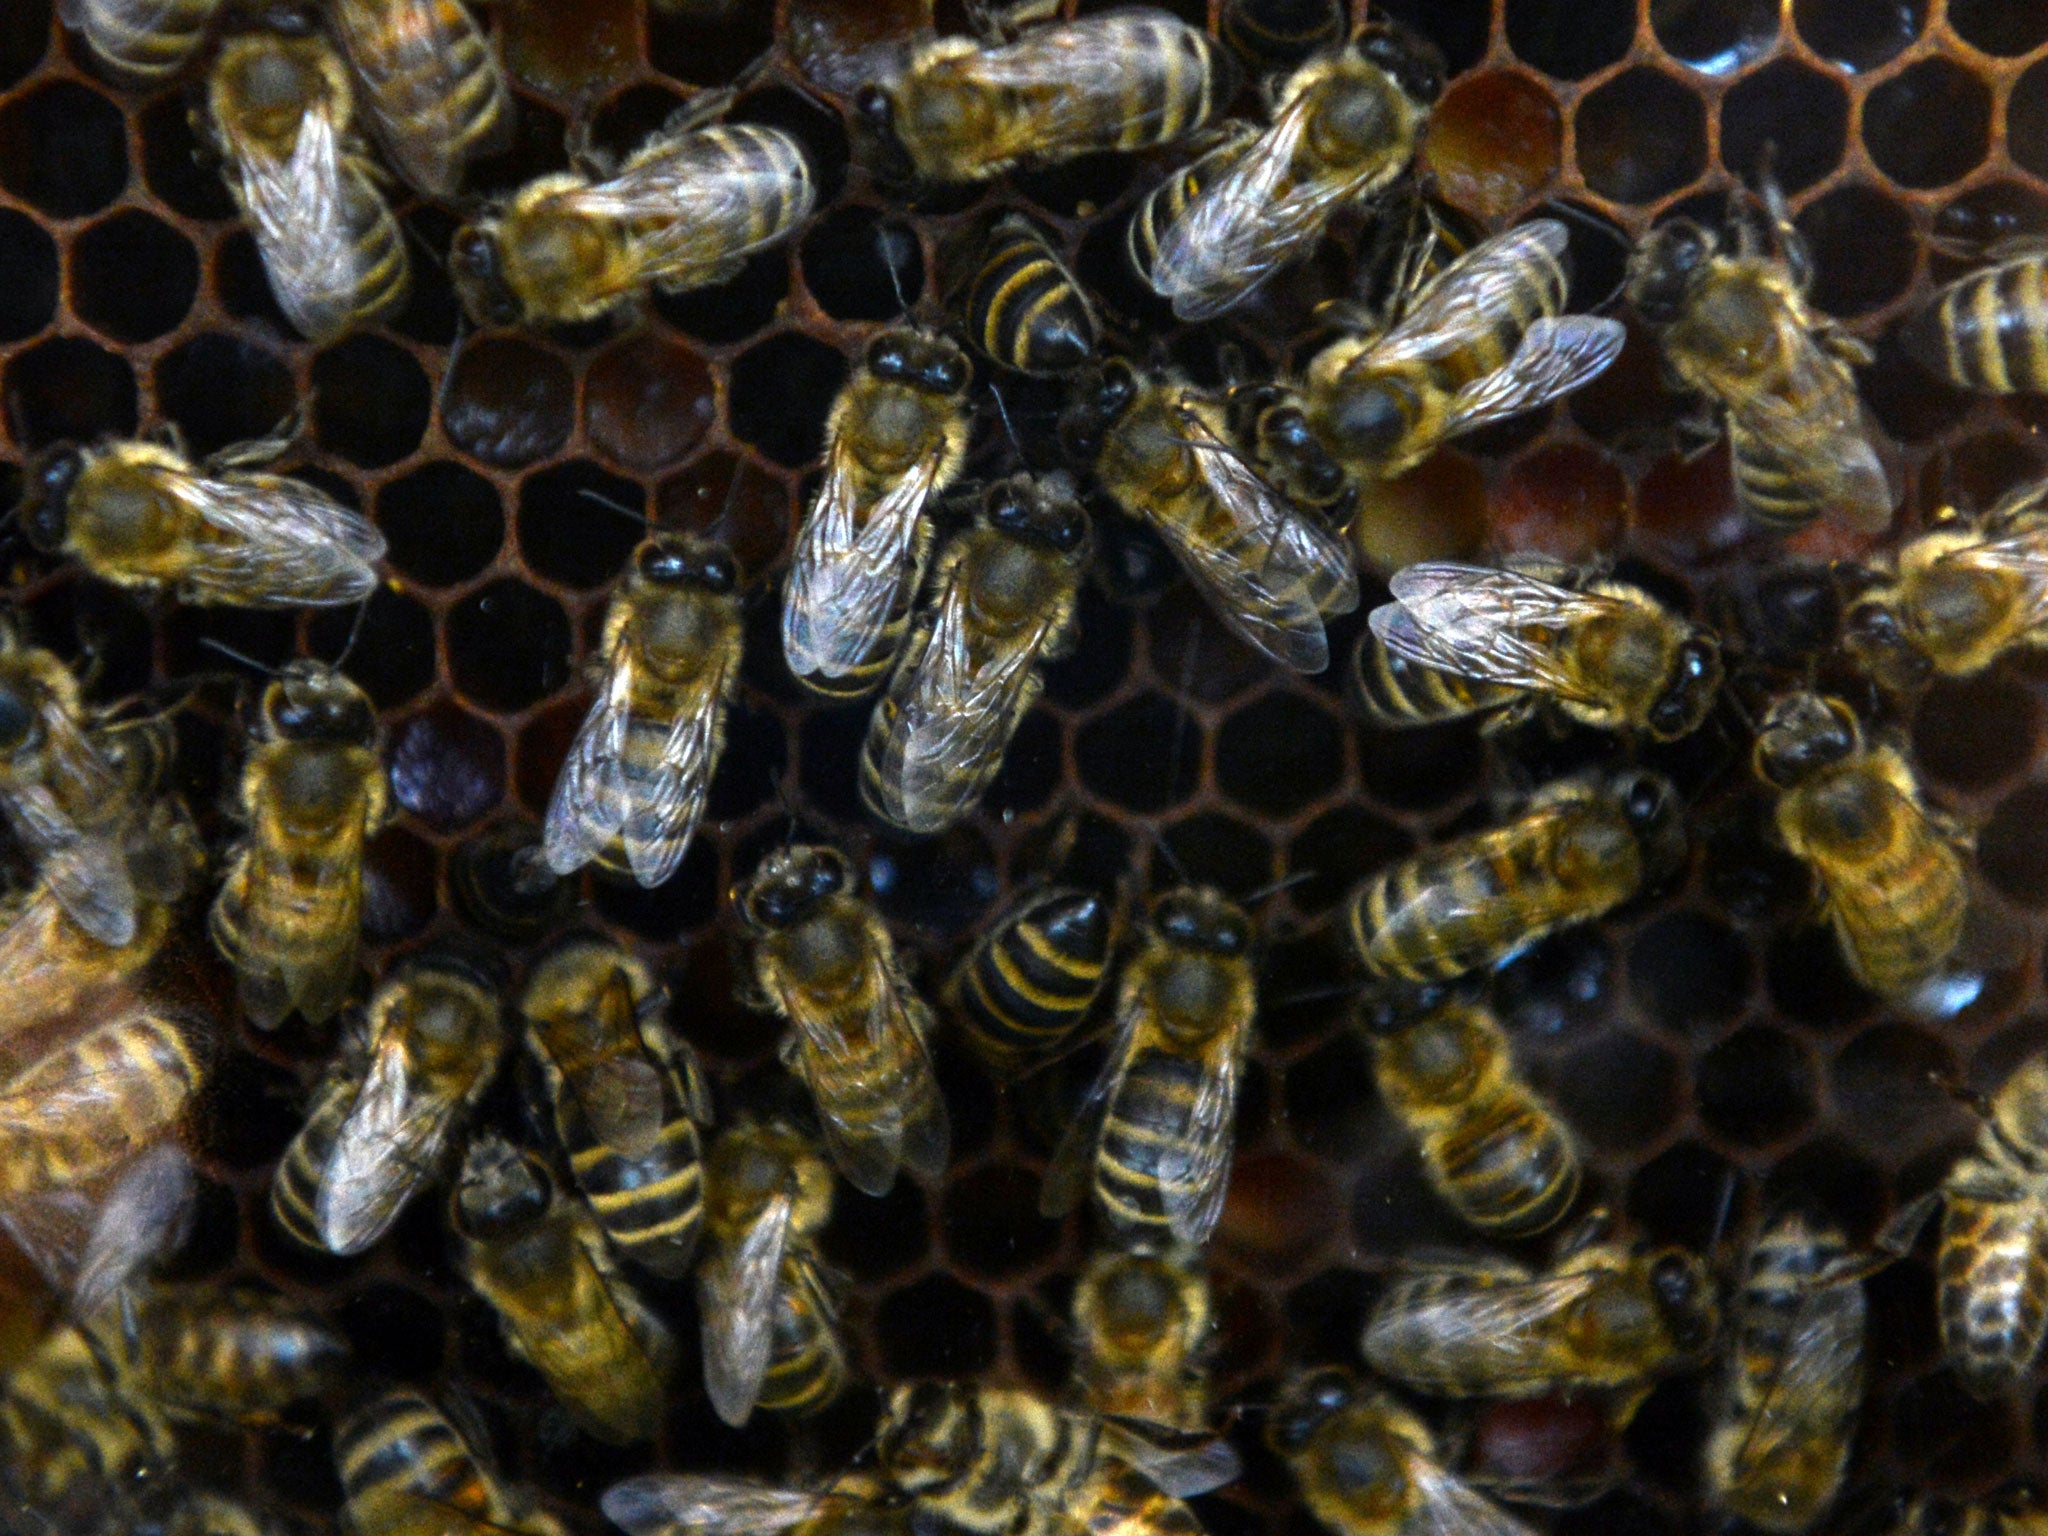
[1673,402,1722,463]
[965,0,1058,42]
[1870,1189,1941,1264]
[1813,321,1875,369]
[205,409,305,473]
[1552,1205,1618,1259]
[563,116,618,181]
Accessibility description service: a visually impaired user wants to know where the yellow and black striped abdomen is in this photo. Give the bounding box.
[1420,249,1563,398]
[1905,257,2048,395]
[1348,829,1566,983]
[949,886,1114,1074]
[339,1390,501,1530]
[1729,422,1828,534]
[1938,1177,2048,1398]
[1128,128,1254,285]
[967,217,1098,376]
[267,1070,356,1251]
[1078,1461,1205,1536]
[555,1059,706,1279]
[1219,0,1345,74]
[1426,1088,1580,1237]
[0,1010,205,1192]
[69,0,222,81]
[1353,628,1520,727]
[1100,13,1227,155]
[130,1289,347,1418]
[757,1255,848,1416]
[1095,1046,1206,1242]
[340,153,411,330]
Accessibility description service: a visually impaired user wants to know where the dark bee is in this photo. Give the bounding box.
[965,214,1100,376]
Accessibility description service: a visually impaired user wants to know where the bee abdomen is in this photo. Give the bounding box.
[950,887,1113,1072]
[695,125,818,246]
[1348,846,1520,983]
[1097,1049,1206,1239]
[1080,1463,1205,1536]
[1353,632,1518,726]
[1828,833,1967,996]
[71,0,220,81]
[1905,259,2048,395]
[0,1012,205,1191]
[1219,0,1345,73]
[1108,15,1229,154]
[759,1276,848,1416]
[565,1117,707,1280]
[268,1081,352,1251]
[1430,1093,1580,1236]
[338,1392,489,1517]
[968,218,1098,376]
[1731,429,1825,534]
[1128,131,1253,284]
[1939,1199,2048,1396]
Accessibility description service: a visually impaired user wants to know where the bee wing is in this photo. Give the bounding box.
[571,137,814,278]
[966,17,1205,159]
[576,1056,667,1161]
[1368,1268,1601,1380]
[1160,1020,1249,1248]
[543,656,634,877]
[1040,990,1142,1218]
[794,956,948,1196]
[1951,522,2048,632]
[1724,1281,1864,1481]
[1,780,135,946]
[231,103,372,344]
[71,1143,193,1321]
[1441,317,1626,436]
[621,643,735,887]
[698,1189,794,1428]
[314,1029,449,1256]
[1403,1445,1540,1536]
[1372,562,1617,706]
[1369,222,1570,365]
[163,469,385,606]
[1164,411,1359,673]
[782,448,940,679]
[1102,1422,1244,1497]
[0,1186,96,1299]
[1727,327,1892,534]
[603,1476,823,1536]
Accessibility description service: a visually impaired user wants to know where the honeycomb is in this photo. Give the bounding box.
[5,0,2048,1529]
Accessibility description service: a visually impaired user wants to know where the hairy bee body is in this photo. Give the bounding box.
[0,1319,172,1522]
[59,0,225,82]
[948,884,1115,1075]
[860,10,1227,185]
[785,330,972,697]
[1347,769,1684,984]
[452,123,813,327]
[966,215,1100,375]
[329,0,508,200]
[337,1388,569,1536]
[1903,247,2048,395]
[1753,692,1965,996]
[521,937,711,1279]
[270,956,506,1256]
[860,475,1090,833]
[211,664,387,1029]
[1071,1248,1212,1431]
[120,1284,348,1423]
[1938,1052,2048,1398]
[1886,1499,2048,1536]
[604,1470,915,1536]
[0,1009,205,1195]
[1704,1213,1866,1534]
[1369,999,1580,1238]
[453,1135,673,1444]
[735,845,949,1196]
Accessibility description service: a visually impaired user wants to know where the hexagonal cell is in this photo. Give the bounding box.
[1504,0,1634,78]
[518,459,646,591]
[1354,453,1489,576]
[1913,672,2040,795]
[501,0,640,99]
[1650,0,1777,70]
[364,823,438,942]
[875,1272,998,1378]
[941,1163,1061,1280]
[1283,1031,1378,1159]
[197,1049,305,1172]
[730,331,847,469]
[654,246,796,347]
[867,831,999,940]
[1218,1153,1343,1277]
[214,228,292,336]
[1764,924,1874,1028]
[586,331,716,472]
[1550,1031,1682,1152]
[1948,0,2048,54]
[153,334,295,460]
[1490,445,1628,561]
[591,841,722,937]
[649,0,777,86]
[1148,588,1277,705]
[1421,71,1561,224]
[1697,1025,1816,1147]
[313,336,432,469]
[0,3,45,90]
[1073,691,1204,817]
[1626,1141,1740,1249]
[71,210,197,344]
[1574,67,1708,205]
[1719,60,1847,193]
[1624,910,1752,1037]
[311,586,438,711]
[802,204,922,322]
[0,79,126,217]
[1287,804,1411,915]
[1353,717,1485,812]
[1370,0,1488,74]
[822,1177,928,1283]
[1215,691,1343,819]
[377,463,504,590]
[0,207,55,343]
[1791,0,1927,69]
[445,579,573,714]
[1496,929,1619,1041]
[335,1283,447,1382]
[659,450,793,577]
[1891,1373,2022,1485]
[5,335,136,447]
[1979,783,2048,907]
[1832,1024,1965,1158]
[2015,60,2048,181]
[387,702,507,834]
[1863,58,1991,190]
[442,336,574,468]
[1159,809,1274,896]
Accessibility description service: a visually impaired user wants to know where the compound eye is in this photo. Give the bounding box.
[867,335,912,379]
[1624,774,1670,827]
[928,354,969,394]
[809,852,847,899]
[987,489,1031,534]
[0,690,35,754]
[639,544,690,583]
[697,552,736,592]
[1360,25,1445,104]
[855,84,892,131]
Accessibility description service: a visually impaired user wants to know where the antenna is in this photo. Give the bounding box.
[198,635,280,677]
[989,382,1027,462]
[879,220,919,318]
[330,594,373,670]
[579,485,654,534]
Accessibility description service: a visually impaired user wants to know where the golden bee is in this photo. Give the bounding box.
[203,29,409,346]
[783,328,973,697]
[0,1317,173,1523]
[859,474,1091,834]
[733,844,949,1196]
[946,881,1116,1077]
[57,0,225,83]
[1269,1368,1537,1536]
[1752,691,1967,997]
[20,429,386,609]
[1358,561,1723,741]
[541,536,743,886]
[520,935,712,1280]
[451,1133,674,1445]
[697,1117,849,1428]
[336,1388,570,1536]
[1365,994,1581,1238]
[606,1472,911,1536]
[1361,1222,1720,1404]
[1703,1211,1870,1535]
[210,662,387,1029]
[964,214,1101,376]
[1070,1246,1213,1432]
[1843,476,2048,693]
[1060,360,1358,674]
[1902,240,2048,396]
[1346,768,1685,984]
[1626,181,1891,536]
[1145,25,1442,322]
[328,0,510,200]
[269,953,507,1257]
[856,9,1228,185]
[451,120,814,327]
[112,1283,349,1425]
[1040,887,1257,1250]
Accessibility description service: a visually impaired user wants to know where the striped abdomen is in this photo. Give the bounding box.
[1219,0,1346,73]
[1005,13,1224,161]
[758,1255,848,1416]
[332,0,508,198]
[310,156,412,342]
[638,126,816,290]
[1353,630,1519,727]
[1095,1047,1210,1243]
[1414,246,1563,398]
[967,217,1098,376]
[790,519,931,700]
[949,886,1113,1074]
[556,1057,706,1279]
[1939,1183,2048,1397]
[338,1390,503,1531]
[0,1011,204,1192]
[1426,1089,1579,1236]
[267,1067,358,1251]
[67,0,223,81]
[129,1288,348,1418]
[1077,1460,1205,1536]
[1730,424,1828,534]
[1127,128,1254,284]
[1904,257,2048,395]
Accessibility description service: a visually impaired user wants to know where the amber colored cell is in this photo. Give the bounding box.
[499,0,638,98]
[442,336,575,469]
[1489,445,1628,561]
[1633,446,1748,566]
[586,332,716,472]
[658,450,792,576]
[1913,672,2039,794]
[1574,68,1708,205]
[1422,72,1561,224]
[1216,1152,1341,1277]
[1351,450,1488,576]
[1864,58,1991,189]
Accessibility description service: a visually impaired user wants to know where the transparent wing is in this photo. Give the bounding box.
[1441,317,1626,436]
[783,447,940,679]
[567,127,814,280]
[970,15,1207,159]
[331,0,501,194]
[603,1475,821,1536]
[1365,1268,1600,1382]
[1403,1447,1540,1536]
[621,644,735,887]
[163,468,384,606]
[1159,1018,1249,1247]
[1102,1422,1244,1497]
[1951,520,2048,633]
[1726,323,1891,534]
[1039,988,1142,1218]
[1,781,135,946]
[315,1031,450,1256]
[233,103,374,344]
[1371,563,1617,705]
[1370,222,1570,365]
[576,1056,667,1161]
[699,1190,794,1428]
[1726,1280,1863,1479]
[71,1143,193,1321]
[796,959,947,1196]
[543,660,634,877]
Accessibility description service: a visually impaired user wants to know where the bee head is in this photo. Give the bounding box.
[454,1136,550,1241]
[1842,596,1931,692]
[267,662,375,745]
[1058,360,1141,465]
[877,1382,972,1487]
[1268,1367,1356,1455]
[1646,1249,1718,1354]
[1323,378,1416,468]
[1257,400,1350,502]
[449,223,523,328]
[20,444,83,554]
[0,678,39,763]
[637,535,736,594]
[854,83,916,188]
[986,475,1090,554]
[1753,690,1860,789]
[1355,22,1446,107]
[1627,220,1713,326]
[740,844,849,930]
[1645,634,1723,741]
[1153,887,1251,957]
[1610,769,1686,882]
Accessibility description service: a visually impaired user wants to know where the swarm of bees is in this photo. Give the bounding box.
[7,3,2048,1536]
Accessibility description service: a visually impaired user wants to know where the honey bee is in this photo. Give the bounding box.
[783,329,973,698]
[1346,769,1686,984]
[451,121,814,327]
[57,0,225,83]
[1126,124,1258,294]
[20,429,386,609]
[697,1117,848,1428]
[1883,1497,2048,1536]
[541,535,742,886]
[113,1283,348,1425]
[336,1388,570,1536]
[204,29,410,346]
[328,0,510,201]
[451,1133,674,1444]
[1365,994,1581,1238]
[270,954,507,1258]
[1358,562,1723,741]
[946,882,1116,1077]
[1902,241,2048,396]
[1069,1247,1213,1432]
[1060,361,1359,674]
[1218,0,1346,74]
[1843,477,2048,693]
[605,1472,911,1536]
[856,9,1229,186]
[1626,182,1892,536]
[1146,26,1443,322]
[1704,1211,1870,1535]
[1361,1223,1720,1401]
[734,844,949,1196]
[210,662,388,1029]
[520,935,712,1280]
[964,214,1101,376]
[165,1490,293,1536]
[859,474,1091,834]
[1269,1368,1537,1536]
[1752,691,1967,997]
[1040,887,1257,1250]
[0,1317,173,1524]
